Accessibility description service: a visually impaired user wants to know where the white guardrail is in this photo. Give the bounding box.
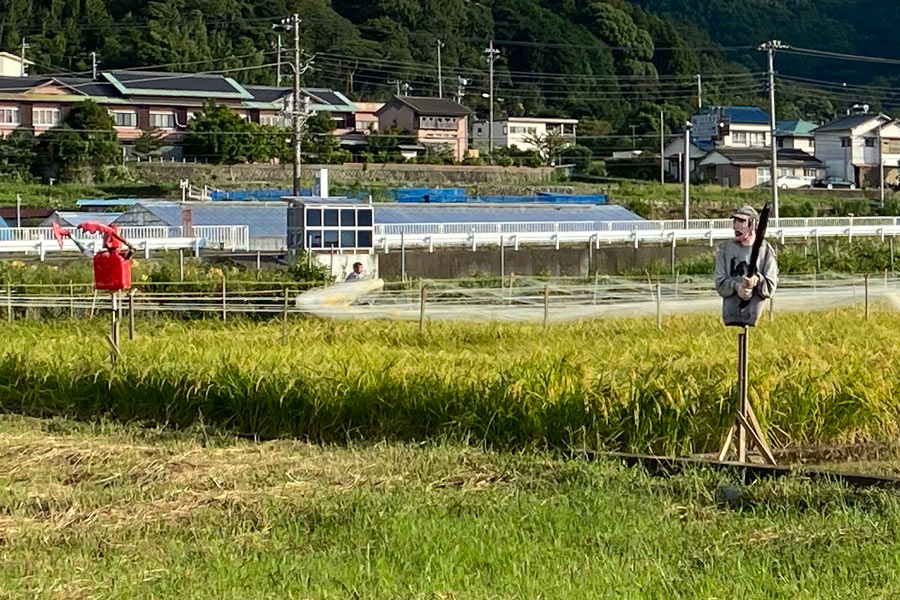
[373,217,900,251]
[0,225,250,258]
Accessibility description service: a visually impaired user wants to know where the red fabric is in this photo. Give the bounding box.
[92,251,132,291]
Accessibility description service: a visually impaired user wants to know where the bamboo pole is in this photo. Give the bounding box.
[69,281,74,318]
[656,280,662,331]
[865,273,870,320]
[6,282,11,323]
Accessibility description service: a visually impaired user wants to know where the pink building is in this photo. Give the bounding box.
[375,96,471,161]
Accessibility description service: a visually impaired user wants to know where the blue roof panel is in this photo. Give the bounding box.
[0,215,8,228]
[724,106,770,125]
[373,204,642,225]
[76,198,141,207]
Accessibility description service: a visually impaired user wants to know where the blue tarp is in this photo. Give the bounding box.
[392,188,467,202]
[398,194,609,205]
[211,188,309,201]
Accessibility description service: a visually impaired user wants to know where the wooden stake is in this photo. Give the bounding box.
[128,288,136,340]
[6,282,12,323]
[419,284,427,333]
[543,284,549,331]
[110,293,120,366]
[865,273,870,320]
[69,281,74,318]
[221,274,227,322]
[179,249,185,282]
[768,296,774,323]
[281,287,289,345]
[90,290,98,318]
[656,280,662,331]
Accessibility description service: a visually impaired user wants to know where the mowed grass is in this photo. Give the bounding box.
[2,309,900,454]
[1,414,900,599]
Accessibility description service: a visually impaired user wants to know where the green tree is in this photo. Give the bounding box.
[183,101,259,164]
[132,127,165,158]
[0,127,36,182]
[37,100,120,182]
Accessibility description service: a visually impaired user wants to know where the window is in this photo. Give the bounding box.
[149,112,175,129]
[841,137,851,147]
[865,138,877,147]
[748,132,766,147]
[778,168,791,177]
[301,206,374,251]
[32,107,60,126]
[0,107,19,125]
[756,166,771,185]
[804,168,818,177]
[776,138,785,148]
[418,116,457,130]
[111,111,137,128]
[732,132,747,145]
[260,114,285,127]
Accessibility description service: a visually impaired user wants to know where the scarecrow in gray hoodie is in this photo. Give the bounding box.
[714,206,778,327]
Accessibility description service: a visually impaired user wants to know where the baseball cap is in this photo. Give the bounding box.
[731,205,759,221]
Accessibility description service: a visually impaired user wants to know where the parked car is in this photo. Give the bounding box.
[813,176,857,190]
[776,174,812,189]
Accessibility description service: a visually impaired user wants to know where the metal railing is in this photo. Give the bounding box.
[373,217,900,251]
[0,225,250,257]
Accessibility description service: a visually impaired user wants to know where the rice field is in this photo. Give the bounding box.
[2,308,899,455]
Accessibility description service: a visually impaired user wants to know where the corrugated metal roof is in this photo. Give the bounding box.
[122,202,287,238]
[42,212,121,228]
[372,204,642,224]
[776,119,818,136]
[76,198,141,207]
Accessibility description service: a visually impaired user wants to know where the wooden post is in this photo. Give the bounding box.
[865,273,870,320]
[110,292,120,366]
[656,280,662,331]
[737,327,748,463]
[543,284,549,331]
[90,290,98,319]
[5,282,11,323]
[768,296,774,323]
[128,288,136,340]
[419,284,427,333]
[256,251,262,274]
[221,274,227,322]
[891,238,896,277]
[500,237,505,289]
[179,249,185,282]
[281,287,289,345]
[69,281,74,318]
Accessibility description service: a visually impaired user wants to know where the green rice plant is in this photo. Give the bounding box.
[1,309,899,454]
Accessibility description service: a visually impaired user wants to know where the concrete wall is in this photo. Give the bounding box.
[376,243,715,279]
[135,162,555,185]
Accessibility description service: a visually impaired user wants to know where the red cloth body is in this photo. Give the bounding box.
[92,250,132,291]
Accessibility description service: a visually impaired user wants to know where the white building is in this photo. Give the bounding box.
[690,106,772,149]
[0,52,33,77]
[813,110,900,187]
[472,116,577,152]
[776,119,817,154]
[662,134,707,181]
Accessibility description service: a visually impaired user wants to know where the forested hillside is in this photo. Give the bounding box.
[1,0,897,147]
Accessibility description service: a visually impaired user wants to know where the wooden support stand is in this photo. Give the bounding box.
[109,292,121,366]
[718,326,776,465]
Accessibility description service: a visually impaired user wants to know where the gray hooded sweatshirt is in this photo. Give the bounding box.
[714,239,778,327]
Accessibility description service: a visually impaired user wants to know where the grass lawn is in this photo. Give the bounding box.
[1,414,899,599]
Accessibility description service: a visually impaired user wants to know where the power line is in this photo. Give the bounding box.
[785,46,900,66]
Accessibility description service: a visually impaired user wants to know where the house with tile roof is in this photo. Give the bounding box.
[0,71,355,159]
[776,119,818,154]
[690,106,772,149]
[812,109,900,187]
[376,96,471,161]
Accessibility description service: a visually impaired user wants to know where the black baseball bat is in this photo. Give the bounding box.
[739,203,770,308]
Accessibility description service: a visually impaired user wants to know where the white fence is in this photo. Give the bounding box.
[0,225,250,258]
[373,217,900,252]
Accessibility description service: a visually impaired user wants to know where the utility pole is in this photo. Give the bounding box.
[696,74,703,109]
[660,110,665,185]
[484,41,500,163]
[684,122,692,227]
[19,38,30,76]
[436,39,445,98]
[276,35,282,86]
[274,14,313,197]
[91,52,98,79]
[630,124,637,148]
[388,79,402,96]
[759,40,789,224]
